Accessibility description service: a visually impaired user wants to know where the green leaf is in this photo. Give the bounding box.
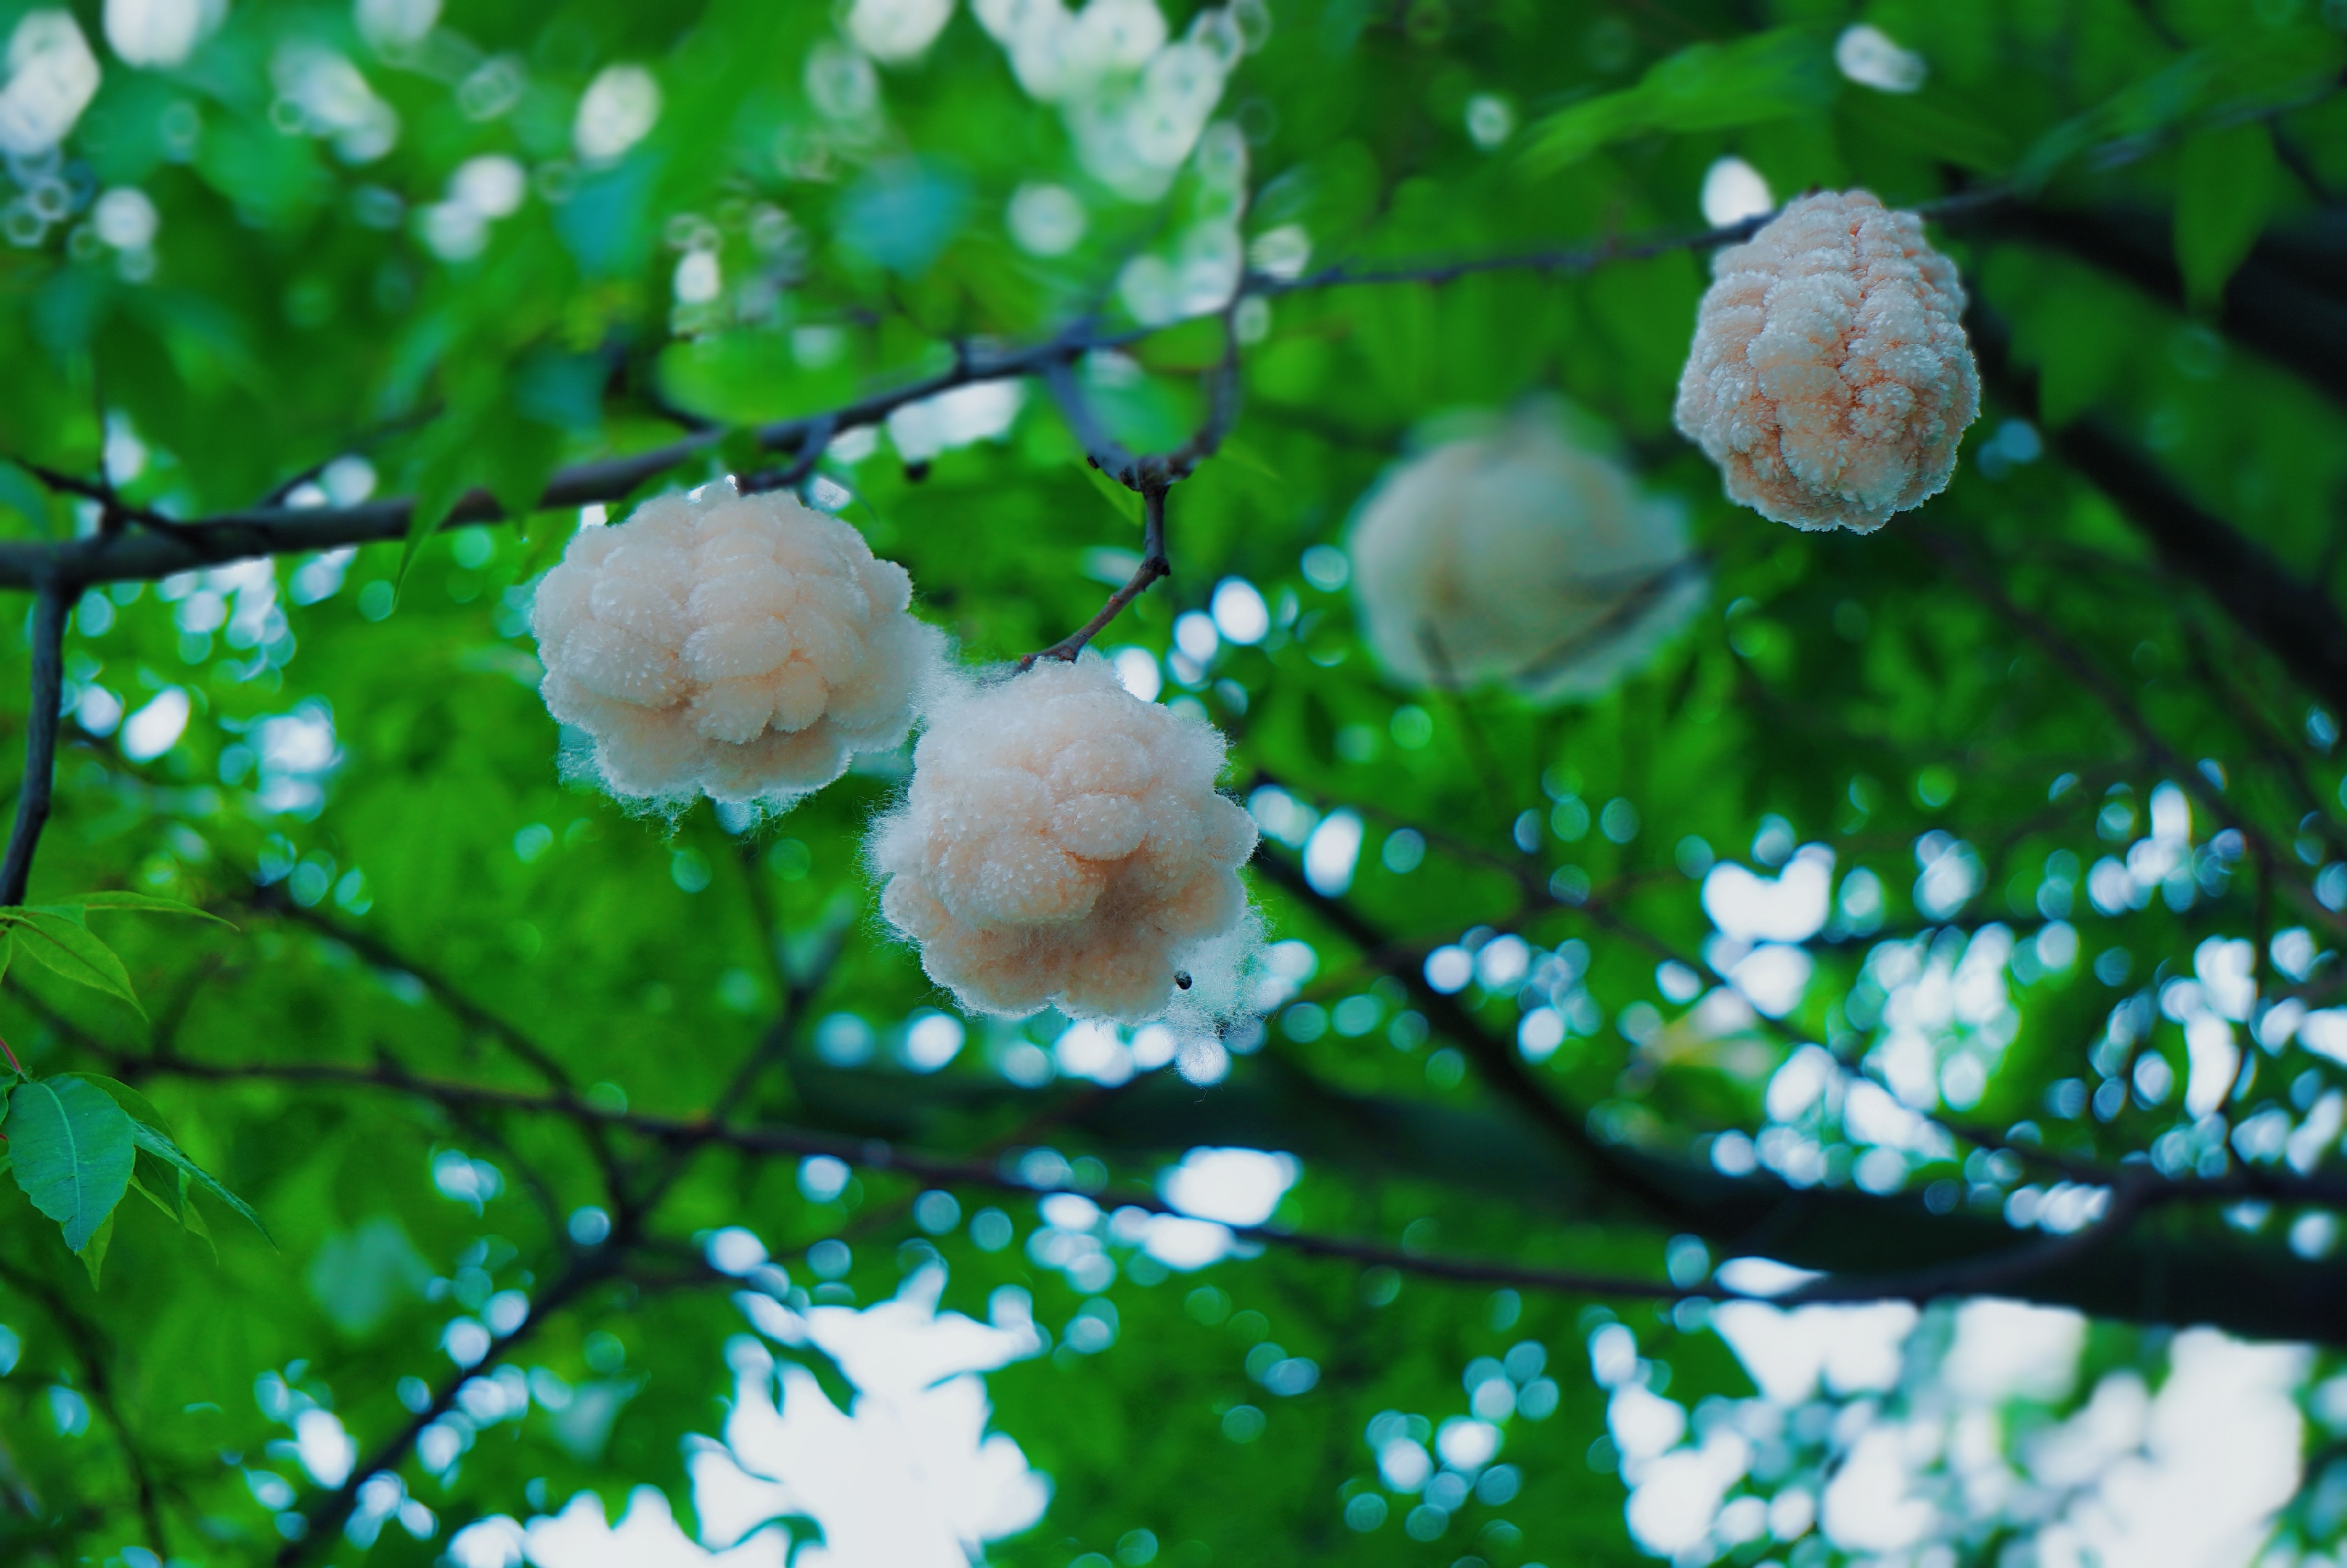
[2174,122,2279,314]
[126,1122,273,1246]
[2015,23,2345,192]
[4,909,143,1016]
[77,1210,114,1290]
[179,1175,217,1259]
[1079,460,1144,528]
[1519,29,1836,175]
[127,1166,183,1223]
[62,1073,175,1135]
[6,1077,136,1253]
[66,891,237,928]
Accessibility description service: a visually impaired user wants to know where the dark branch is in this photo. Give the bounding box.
[1,581,69,905]
[277,1251,614,1564]
[1970,310,2347,725]
[1968,203,2347,409]
[0,199,1856,594]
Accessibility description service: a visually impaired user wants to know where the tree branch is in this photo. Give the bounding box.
[277,1250,615,1564]
[1970,310,2347,724]
[1967,203,2347,409]
[1021,480,1170,668]
[0,198,1906,595]
[0,1259,169,1556]
[1,581,69,905]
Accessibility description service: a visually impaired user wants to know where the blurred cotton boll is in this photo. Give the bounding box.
[868,654,1262,1025]
[531,480,947,810]
[0,12,100,157]
[105,0,217,70]
[1347,401,1706,703]
[1700,156,1772,227]
[847,0,956,63]
[574,63,661,163]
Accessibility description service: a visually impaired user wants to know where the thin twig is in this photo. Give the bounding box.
[1021,481,1170,667]
[740,414,836,497]
[277,1251,614,1564]
[0,1260,170,1556]
[244,888,581,1094]
[0,201,1807,594]
[1,581,70,905]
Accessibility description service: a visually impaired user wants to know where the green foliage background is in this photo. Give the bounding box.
[0,0,2341,1564]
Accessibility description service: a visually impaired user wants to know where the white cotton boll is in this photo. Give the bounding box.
[1675,189,1979,534]
[870,653,1262,1026]
[1347,402,1705,703]
[531,481,946,811]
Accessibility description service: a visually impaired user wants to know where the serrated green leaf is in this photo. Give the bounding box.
[1079,460,1144,528]
[4,910,143,1016]
[126,1122,273,1247]
[6,1077,136,1253]
[2175,122,2279,314]
[67,891,237,928]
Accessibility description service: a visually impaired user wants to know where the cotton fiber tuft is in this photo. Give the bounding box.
[1347,401,1705,701]
[869,655,1260,1026]
[1674,189,1978,532]
[532,481,945,809]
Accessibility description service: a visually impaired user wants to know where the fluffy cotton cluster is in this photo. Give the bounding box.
[1347,403,1705,702]
[1674,189,1979,533]
[870,656,1259,1024]
[532,482,943,807]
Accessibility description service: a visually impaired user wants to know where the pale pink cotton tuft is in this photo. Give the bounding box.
[1675,189,1980,533]
[531,482,944,807]
[1347,402,1705,703]
[869,656,1259,1024]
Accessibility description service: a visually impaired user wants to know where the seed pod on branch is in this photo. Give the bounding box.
[869,656,1261,1026]
[1675,189,1980,533]
[1347,401,1705,701]
[531,481,946,809]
